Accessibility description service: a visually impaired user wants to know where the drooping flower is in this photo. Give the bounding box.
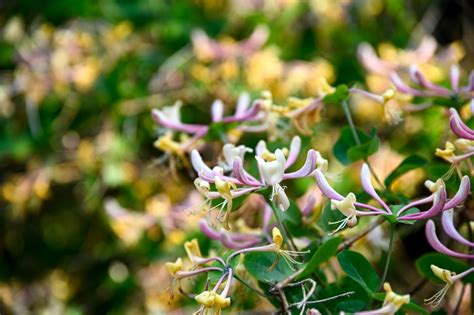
[424,265,474,308]
[425,209,474,259]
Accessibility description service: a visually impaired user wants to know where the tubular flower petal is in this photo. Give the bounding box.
[222,144,252,169]
[398,186,446,220]
[441,209,474,247]
[425,220,474,259]
[285,136,302,169]
[449,107,474,140]
[360,163,390,213]
[184,238,202,264]
[443,175,470,209]
[211,99,224,122]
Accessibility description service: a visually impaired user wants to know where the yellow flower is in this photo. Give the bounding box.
[165,258,183,278]
[435,142,456,162]
[431,265,453,285]
[195,290,217,308]
[383,282,410,313]
[272,227,283,251]
[184,238,202,263]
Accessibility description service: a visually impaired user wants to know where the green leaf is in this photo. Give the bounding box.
[333,126,379,165]
[243,252,293,283]
[385,155,428,188]
[297,237,342,280]
[322,84,349,105]
[416,253,474,284]
[337,250,380,294]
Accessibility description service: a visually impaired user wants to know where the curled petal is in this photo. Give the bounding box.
[360,163,391,213]
[441,209,474,247]
[220,233,258,249]
[222,101,262,123]
[314,170,344,200]
[199,219,220,239]
[444,175,470,210]
[399,188,447,220]
[425,220,474,259]
[232,157,262,186]
[206,187,258,199]
[283,149,317,179]
[449,107,474,140]
[151,109,208,134]
[409,66,451,96]
[390,72,425,96]
[461,71,474,93]
[397,195,434,216]
[357,43,392,74]
[191,150,215,177]
[235,93,250,116]
[450,65,460,92]
[211,99,224,122]
[285,136,302,169]
[301,195,316,217]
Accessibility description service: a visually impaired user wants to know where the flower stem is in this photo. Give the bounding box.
[378,222,395,291]
[265,195,298,252]
[341,100,385,190]
[234,274,267,299]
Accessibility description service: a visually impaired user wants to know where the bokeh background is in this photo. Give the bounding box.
[0,0,473,314]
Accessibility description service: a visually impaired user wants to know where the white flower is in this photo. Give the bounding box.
[330,192,358,233]
[222,144,252,170]
[255,149,289,211]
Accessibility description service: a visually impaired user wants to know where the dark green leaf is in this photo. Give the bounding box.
[337,250,380,294]
[385,155,428,188]
[243,252,293,283]
[322,84,349,105]
[333,126,379,165]
[298,237,342,280]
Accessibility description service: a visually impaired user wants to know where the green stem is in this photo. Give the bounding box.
[265,196,297,252]
[341,100,385,190]
[234,274,267,299]
[378,223,395,291]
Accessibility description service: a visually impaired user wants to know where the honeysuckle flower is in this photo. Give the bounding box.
[221,143,252,171]
[425,209,474,259]
[191,136,317,215]
[449,103,474,141]
[356,283,409,315]
[424,265,474,308]
[199,201,272,249]
[224,227,309,270]
[315,161,470,232]
[330,193,358,233]
[350,87,402,124]
[191,25,269,62]
[184,238,203,264]
[194,268,233,315]
[358,37,437,76]
[390,65,473,99]
[151,93,264,154]
[435,139,474,178]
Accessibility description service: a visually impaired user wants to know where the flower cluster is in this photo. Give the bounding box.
[315,161,470,233]
[190,136,317,228]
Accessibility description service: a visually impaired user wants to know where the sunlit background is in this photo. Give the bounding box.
[0,0,473,314]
